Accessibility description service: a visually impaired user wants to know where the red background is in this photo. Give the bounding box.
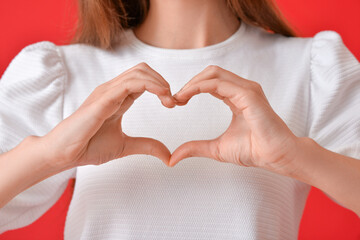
[1,0,360,239]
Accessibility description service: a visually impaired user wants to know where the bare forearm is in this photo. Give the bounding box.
[283,137,360,216]
[0,136,68,208]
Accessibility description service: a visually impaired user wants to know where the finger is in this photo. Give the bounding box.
[175,66,221,93]
[108,63,172,93]
[102,78,174,118]
[174,89,238,112]
[138,63,171,89]
[169,140,218,167]
[174,78,286,145]
[209,92,240,113]
[130,62,171,89]
[117,75,176,108]
[174,79,241,108]
[175,65,253,95]
[178,79,269,120]
[125,78,175,108]
[122,135,172,166]
[103,65,175,108]
[112,93,138,116]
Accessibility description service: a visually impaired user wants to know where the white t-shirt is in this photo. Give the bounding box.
[0,22,359,239]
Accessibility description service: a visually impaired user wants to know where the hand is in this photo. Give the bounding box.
[40,62,176,169]
[169,65,300,174]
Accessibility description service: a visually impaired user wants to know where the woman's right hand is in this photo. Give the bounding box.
[39,62,176,169]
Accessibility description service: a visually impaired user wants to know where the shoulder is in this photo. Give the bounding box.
[310,30,359,74]
[309,30,359,86]
[246,24,347,52]
[242,24,313,68]
[1,40,65,86]
[245,23,312,51]
[311,30,346,56]
[245,24,359,76]
[7,40,63,65]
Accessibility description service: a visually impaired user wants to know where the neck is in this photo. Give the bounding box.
[133,0,240,49]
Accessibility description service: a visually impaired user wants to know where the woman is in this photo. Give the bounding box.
[0,0,359,239]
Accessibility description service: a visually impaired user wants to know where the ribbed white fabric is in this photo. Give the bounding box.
[0,22,359,239]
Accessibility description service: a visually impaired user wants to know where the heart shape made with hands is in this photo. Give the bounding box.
[50,64,295,172]
[122,87,232,167]
[116,64,256,168]
[120,64,297,172]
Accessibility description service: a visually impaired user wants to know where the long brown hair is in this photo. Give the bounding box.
[70,0,296,50]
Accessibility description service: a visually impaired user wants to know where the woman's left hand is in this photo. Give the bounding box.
[169,65,302,174]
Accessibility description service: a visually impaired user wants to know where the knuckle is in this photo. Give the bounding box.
[94,84,105,92]
[251,82,262,92]
[136,62,149,70]
[121,79,131,92]
[206,64,220,73]
[213,77,222,85]
[245,89,259,101]
[160,87,170,95]
[130,68,147,80]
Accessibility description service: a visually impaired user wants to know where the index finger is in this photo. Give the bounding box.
[175,65,253,95]
[111,62,171,90]
[174,78,240,106]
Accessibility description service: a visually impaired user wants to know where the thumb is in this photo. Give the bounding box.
[169,140,217,167]
[122,135,171,166]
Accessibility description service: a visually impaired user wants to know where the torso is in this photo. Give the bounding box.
[61,22,313,239]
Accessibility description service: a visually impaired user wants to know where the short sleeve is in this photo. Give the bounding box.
[0,41,76,233]
[307,32,360,206]
[307,31,360,159]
